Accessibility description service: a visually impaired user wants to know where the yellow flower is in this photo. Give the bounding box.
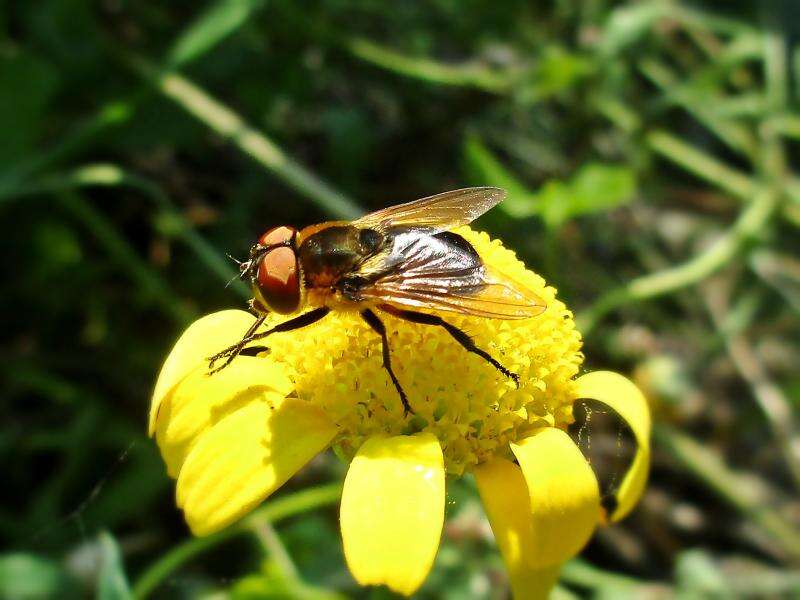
[149,227,650,599]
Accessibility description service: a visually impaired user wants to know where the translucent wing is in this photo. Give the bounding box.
[355,229,545,319]
[354,187,506,234]
[361,276,546,319]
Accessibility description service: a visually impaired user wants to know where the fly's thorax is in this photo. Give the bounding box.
[298,225,384,289]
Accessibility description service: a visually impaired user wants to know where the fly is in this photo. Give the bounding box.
[208,187,546,414]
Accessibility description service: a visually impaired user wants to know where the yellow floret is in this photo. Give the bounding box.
[256,227,584,475]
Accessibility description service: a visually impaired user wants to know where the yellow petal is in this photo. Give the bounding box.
[510,428,599,568]
[340,433,445,596]
[150,309,257,435]
[155,356,292,477]
[474,457,563,600]
[176,397,337,535]
[575,371,651,522]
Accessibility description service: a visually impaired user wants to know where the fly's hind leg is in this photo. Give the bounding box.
[378,304,520,387]
[361,309,413,416]
[208,307,331,375]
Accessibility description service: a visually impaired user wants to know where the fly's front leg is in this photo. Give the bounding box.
[379,304,520,387]
[207,307,331,375]
[361,309,413,415]
[207,313,266,374]
[248,298,268,315]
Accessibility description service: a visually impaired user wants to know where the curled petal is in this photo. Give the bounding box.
[150,310,257,435]
[155,356,292,477]
[476,428,599,597]
[510,428,600,567]
[176,397,337,535]
[575,371,651,522]
[474,457,563,599]
[340,433,445,596]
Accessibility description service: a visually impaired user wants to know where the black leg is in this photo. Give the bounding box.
[207,313,266,374]
[379,305,519,387]
[208,307,330,374]
[361,308,412,415]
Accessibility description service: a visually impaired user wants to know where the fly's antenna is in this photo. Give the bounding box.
[224,253,250,288]
[224,273,241,289]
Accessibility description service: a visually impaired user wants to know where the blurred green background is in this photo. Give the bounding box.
[3,0,800,598]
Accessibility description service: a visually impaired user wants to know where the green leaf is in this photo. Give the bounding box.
[599,4,668,57]
[97,532,132,600]
[539,163,636,228]
[462,134,538,218]
[674,549,731,597]
[569,163,637,215]
[0,553,80,600]
[231,559,346,600]
[464,135,636,227]
[519,46,593,103]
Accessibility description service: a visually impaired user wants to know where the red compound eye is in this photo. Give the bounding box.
[256,246,300,314]
[258,225,296,248]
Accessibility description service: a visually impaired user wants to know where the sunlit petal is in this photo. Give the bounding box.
[150,309,257,435]
[155,356,292,477]
[340,433,445,596]
[474,457,563,599]
[476,426,599,598]
[575,371,651,522]
[510,428,600,567]
[176,397,337,535]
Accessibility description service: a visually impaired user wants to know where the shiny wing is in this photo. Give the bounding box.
[354,187,506,234]
[355,230,545,319]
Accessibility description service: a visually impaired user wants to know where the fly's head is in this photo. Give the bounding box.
[239,226,303,314]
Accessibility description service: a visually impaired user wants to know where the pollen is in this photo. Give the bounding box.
[258,227,584,476]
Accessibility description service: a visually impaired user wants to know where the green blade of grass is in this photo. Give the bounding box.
[343,36,514,93]
[0,163,249,300]
[166,0,267,68]
[58,191,195,325]
[655,424,800,562]
[645,130,758,201]
[127,55,363,220]
[577,187,780,334]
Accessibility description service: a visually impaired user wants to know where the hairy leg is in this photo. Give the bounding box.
[208,307,331,374]
[361,308,413,415]
[378,304,519,386]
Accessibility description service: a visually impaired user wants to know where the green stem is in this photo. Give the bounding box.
[763,26,788,113]
[654,424,800,562]
[760,23,789,182]
[561,558,668,593]
[0,99,137,195]
[703,286,800,490]
[637,59,757,159]
[343,36,513,93]
[671,4,758,37]
[132,483,342,599]
[577,187,779,334]
[251,521,300,581]
[127,55,363,220]
[645,130,758,201]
